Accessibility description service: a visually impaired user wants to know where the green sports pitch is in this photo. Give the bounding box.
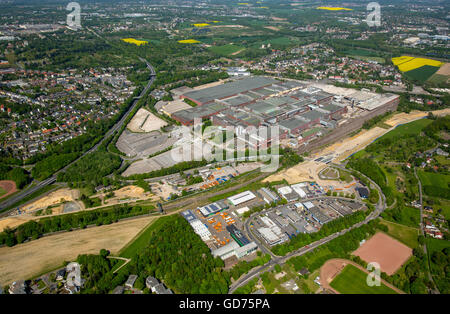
[330,264,397,294]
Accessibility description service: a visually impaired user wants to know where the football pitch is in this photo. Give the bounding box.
[330,264,397,294]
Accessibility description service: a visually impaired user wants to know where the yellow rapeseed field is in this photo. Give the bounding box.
[192,23,210,27]
[178,39,201,44]
[121,38,148,46]
[317,7,353,11]
[392,56,444,72]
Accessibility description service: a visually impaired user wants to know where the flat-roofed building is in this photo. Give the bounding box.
[212,240,241,260]
[190,219,212,241]
[227,191,257,206]
[235,242,258,258]
[180,76,279,106]
[291,183,307,198]
[172,102,227,125]
[277,186,299,202]
[198,200,229,217]
[258,187,280,204]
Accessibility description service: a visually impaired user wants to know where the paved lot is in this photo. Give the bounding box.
[116,130,177,158]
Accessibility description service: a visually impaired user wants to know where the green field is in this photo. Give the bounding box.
[379,219,419,248]
[348,55,385,64]
[381,118,432,140]
[0,187,6,198]
[344,49,380,57]
[426,238,450,255]
[418,171,449,189]
[427,73,449,86]
[119,217,163,258]
[330,264,397,294]
[404,65,440,83]
[209,44,245,56]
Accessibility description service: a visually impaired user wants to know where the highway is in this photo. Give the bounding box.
[0,59,156,213]
[228,164,387,293]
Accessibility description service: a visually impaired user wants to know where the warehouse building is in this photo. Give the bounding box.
[180,76,279,106]
[212,240,258,260]
[226,224,250,246]
[258,215,289,246]
[198,200,229,217]
[277,186,299,202]
[190,219,212,241]
[258,187,280,204]
[227,191,257,206]
[291,183,307,198]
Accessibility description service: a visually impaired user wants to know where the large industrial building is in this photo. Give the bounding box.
[167,76,399,150]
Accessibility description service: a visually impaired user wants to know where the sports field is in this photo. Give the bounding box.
[0,180,17,200]
[353,232,413,275]
[330,264,397,294]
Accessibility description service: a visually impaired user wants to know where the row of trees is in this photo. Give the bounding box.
[0,204,155,247]
[57,151,122,186]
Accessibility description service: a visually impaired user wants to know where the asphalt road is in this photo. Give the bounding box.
[0,59,156,213]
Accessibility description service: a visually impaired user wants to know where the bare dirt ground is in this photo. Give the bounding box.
[19,188,80,214]
[0,180,17,200]
[264,160,356,192]
[385,108,450,127]
[0,216,155,286]
[99,185,156,206]
[127,108,168,133]
[0,216,32,232]
[435,63,450,76]
[321,126,387,163]
[265,26,280,31]
[319,258,405,294]
[151,182,179,201]
[353,232,412,276]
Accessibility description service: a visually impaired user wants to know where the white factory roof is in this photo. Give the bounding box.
[211,240,240,258]
[357,94,398,111]
[235,241,258,256]
[190,219,211,241]
[277,186,293,196]
[227,191,256,206]
[303,201,315,209]
[291,184,307,198]
[236,206,250,215]
[257,227,279,242]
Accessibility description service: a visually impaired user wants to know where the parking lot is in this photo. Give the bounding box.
[116,130,178,158]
